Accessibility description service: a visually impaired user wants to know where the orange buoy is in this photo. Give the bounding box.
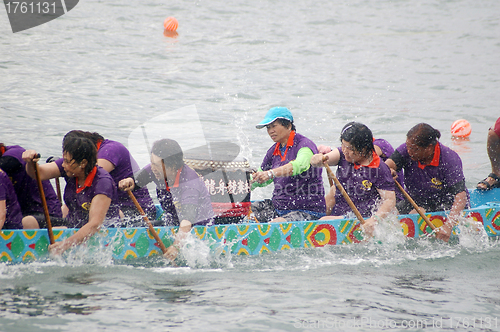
[451,119,471,138]
[163,17,178,31]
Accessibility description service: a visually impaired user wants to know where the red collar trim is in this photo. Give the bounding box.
[272,131,295,162]
[164,167,182,191]
[96,140,103,151]
[354,151,380,170]
[76,166,97,194]
[0,146,5,156]
[418,143,440,169]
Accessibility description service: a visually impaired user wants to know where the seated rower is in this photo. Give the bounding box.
[0,167,38,230]
[385,123,469,242]
[251,107,326,223]
[119,138,214,261]
[310,122,396,237]
[62,131,156,223]
[318,136,404,215]
[477,117,500,190]
[0,143,63,228]
[23,136,120,255]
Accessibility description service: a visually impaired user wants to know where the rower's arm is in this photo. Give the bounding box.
[449,190,468,221]
[361,189,396,238]
[0,200,6,230]
[97,158,116,173]
[22,150,61,181]
[164,219,192,261]
[373,189,396,220]
[48,194,111,255]
[311,148,340,167]
[435,190,467,242]
[385,158,397,171]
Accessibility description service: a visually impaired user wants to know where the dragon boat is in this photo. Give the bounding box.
[1,188,499,263]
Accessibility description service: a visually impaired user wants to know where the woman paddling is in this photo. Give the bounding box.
[310,122,396,236]
[22,136,120,255]
[318,136,404,215]
[251,107,326,223]
[385,123,468,242]
[63,131,156,223]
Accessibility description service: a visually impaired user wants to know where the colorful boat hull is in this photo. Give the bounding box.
[1,201,500,263]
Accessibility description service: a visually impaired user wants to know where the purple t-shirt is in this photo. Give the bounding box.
[391,142,469,209]
[373,138,404,199]
[332,148,395,218]
[0,169,23,229]
[145,164,214,226]
[3,145,62,217]
[98,140,155,217]
[56,159,119,228]
[261,132,326,214]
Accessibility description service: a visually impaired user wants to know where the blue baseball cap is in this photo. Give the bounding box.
[256,107,294,129]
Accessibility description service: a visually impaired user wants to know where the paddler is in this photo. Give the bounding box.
[310,122,396,237]
[0,166,39,230]
[251,107,326,223]
[0,143,64,228]
[62,131,156,223]
[385,123,469,242]
[118,138,214,261]
[22,135,120,255]
[317,136,405,215]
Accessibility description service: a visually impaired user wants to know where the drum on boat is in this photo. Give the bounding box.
[184,142,252,224]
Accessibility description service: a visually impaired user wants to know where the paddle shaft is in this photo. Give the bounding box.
[323,160,365,225]
[46,157,62,205]
[394,180,436,231]
[55,178,62,205]
[33,161,55,244]
[127,190,168,254]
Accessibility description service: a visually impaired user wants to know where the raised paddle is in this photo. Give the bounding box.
[394,180,436,231]
[322,157,365,225]
[33,157,55,244]
[127,190,168,255]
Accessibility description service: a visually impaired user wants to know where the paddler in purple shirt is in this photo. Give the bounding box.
[0,143,63,227]
[119,138,214,261]
[0,168,38,230]
[251,107,326,223]
[385,123,469,242]
[317,137,404,214]
[23,136,120,255]
[311,122,396,237]
[62,131,156,223]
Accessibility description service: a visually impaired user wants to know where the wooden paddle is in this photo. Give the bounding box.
[127,190,168,254]
[394,180,436,231]
[33,158,55,244]
[46,156,62,205]
[322,157,365,225]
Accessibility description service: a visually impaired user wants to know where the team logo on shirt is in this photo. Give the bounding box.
[361,180,373,190]
[81,202,91,211]
[430,178,443,189]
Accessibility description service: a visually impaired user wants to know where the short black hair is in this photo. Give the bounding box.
[340,122,374,158]
[62,136,97,175]
[63,130,104,147]
[407,123,441,147]
[151,138,184,170]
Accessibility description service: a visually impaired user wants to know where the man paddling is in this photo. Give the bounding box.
[119,138,214,261]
